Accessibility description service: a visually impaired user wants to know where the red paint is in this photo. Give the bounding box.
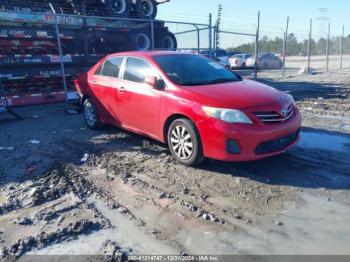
[75,51,302,162]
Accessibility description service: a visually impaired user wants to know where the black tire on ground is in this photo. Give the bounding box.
[128,31,152,51]
[83,98,103,130]
[134,0,158,19]
[103,0,132,17]
[167,118,205,166]
[156,31,177,50]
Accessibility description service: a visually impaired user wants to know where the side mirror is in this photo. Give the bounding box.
[144,76,157,88]
[144,76,166,90]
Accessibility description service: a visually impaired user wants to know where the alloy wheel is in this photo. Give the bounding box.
[170,125,194,160]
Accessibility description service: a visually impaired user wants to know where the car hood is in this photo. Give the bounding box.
[183,79,290,109]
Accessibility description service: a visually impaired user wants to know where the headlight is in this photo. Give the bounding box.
[202,106,253,124]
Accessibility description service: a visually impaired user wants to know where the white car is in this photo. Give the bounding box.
[228,54,252,69]
[246,53,283,69]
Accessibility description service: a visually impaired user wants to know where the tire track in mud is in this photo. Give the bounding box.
[0,163,113,258]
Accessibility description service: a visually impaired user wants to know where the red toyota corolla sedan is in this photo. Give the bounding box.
[74,51,301,166]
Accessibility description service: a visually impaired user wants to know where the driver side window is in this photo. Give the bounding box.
[123,57,154,83]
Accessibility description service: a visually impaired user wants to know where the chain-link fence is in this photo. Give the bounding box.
[217,13,349,79]
[1,4,349,108]
[0,7,211,107]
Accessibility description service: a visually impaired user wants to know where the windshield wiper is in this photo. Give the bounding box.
[180,81,208,86]
[180,78,239,86]
[206,78,237,84]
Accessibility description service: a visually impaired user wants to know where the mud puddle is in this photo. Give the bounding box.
[173,191,350,255]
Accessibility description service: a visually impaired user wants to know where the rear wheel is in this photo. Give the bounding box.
[167,118,204,166]
[83,98,103,130]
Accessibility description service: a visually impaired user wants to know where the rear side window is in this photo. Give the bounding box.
[123,57,154,83]
[96,56,124,78]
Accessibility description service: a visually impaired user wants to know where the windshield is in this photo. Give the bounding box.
[153,54,242,86]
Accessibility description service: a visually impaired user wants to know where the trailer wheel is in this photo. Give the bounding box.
[156,31,177,50]
[129,31,152,51]
[134,0,157,19]
[103,0,131,17]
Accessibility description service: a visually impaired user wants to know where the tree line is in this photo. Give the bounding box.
[227,33,350,56]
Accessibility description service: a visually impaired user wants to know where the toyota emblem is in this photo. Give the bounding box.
[281,108,288,117]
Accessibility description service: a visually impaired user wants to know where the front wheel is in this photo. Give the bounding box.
[167,118,204,166]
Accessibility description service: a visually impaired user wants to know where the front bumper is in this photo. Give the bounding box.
[196,110,302,162]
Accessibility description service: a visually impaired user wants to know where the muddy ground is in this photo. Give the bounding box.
[0,69,350,259]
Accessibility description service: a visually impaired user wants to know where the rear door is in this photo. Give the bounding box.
[117,56,162,139]
[89,56,124,125]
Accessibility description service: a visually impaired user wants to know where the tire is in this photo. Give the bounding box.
[83,98,103,130]
[167,118,205,166]
[156,31,177,50]
[103,0,131,17]
[128,31,152,51]
[134,0,157,19]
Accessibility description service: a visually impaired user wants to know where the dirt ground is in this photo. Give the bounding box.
[0,69,350,259]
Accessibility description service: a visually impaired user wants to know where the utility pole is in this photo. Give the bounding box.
[340,25,344,69]
[215,4,223,53]
[282,16,289,78]
[254,11,260,79]
[209,13,212,57]
[326,22,330,71]
[307,19,313,74]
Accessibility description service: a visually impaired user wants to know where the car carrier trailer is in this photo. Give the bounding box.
[0,0,176,106]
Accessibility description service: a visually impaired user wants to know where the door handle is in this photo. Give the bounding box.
[119,87,126,93]
[91,80,97,85]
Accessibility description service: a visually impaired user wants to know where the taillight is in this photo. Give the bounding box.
[73,79,81,92]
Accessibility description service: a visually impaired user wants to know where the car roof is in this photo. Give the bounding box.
[105,51,188,59]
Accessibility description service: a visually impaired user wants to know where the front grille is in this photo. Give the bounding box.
[255,132,299,155]
[254,104,294,123]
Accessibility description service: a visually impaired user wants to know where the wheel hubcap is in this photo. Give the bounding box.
[84,102,96,127]
[171,125,194,160]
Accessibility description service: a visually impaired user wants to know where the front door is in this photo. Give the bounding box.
[117,56,162,139]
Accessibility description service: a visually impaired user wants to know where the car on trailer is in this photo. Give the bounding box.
[0,0,176,106]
